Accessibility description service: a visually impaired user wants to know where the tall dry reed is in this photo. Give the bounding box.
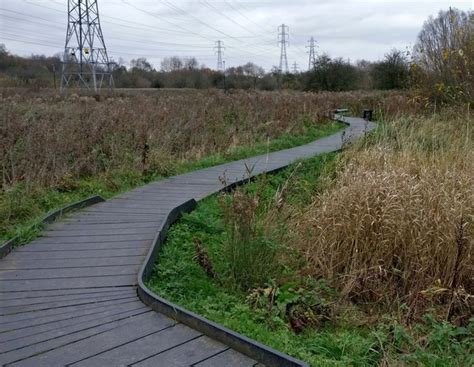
[292,112,473,322]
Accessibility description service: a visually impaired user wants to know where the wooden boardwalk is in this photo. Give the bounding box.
[0,116,375,366]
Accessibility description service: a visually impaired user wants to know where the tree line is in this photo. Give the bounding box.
[0,8,471,102]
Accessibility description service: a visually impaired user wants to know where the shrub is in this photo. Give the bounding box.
[371,49,410,90]
[303,54,359,91]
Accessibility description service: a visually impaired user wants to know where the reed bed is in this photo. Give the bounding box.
[292,112,473,322]
[1,89,417,189]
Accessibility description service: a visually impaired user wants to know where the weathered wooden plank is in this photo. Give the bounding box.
[0,288,134,308]
[194,348,258,367]
[0,256,144,270]
[83,207,172,215]
[32,233,155,244]
[0,301,146,344]
[0,274,137,292]
[0,287,136,300]
[132,335,227,367]
[0,307,151,353]
[3,312,173,367]
[41,227,157,237]
[71,324,200,367]
[0,300,142,336]
[3,248,148,260]
[49,221,158,231]
[14,241,149,252]
[0,297,138,326]
[0,265,141,282]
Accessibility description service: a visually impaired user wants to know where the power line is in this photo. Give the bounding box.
[2,1,313,71]
[156,0,276,58]
[158,0,242,42]
[201,0,253,36]
[21,0,192,36]
[224,0,274,35]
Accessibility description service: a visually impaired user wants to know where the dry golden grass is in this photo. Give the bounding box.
[1,89,417,189]
[292,111,473,322]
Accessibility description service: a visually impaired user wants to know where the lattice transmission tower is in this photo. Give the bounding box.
[215,40,225,71]
[307,37,317,70]
[292,62,299,74]
[278,24,289,74]
[61,0,114,91]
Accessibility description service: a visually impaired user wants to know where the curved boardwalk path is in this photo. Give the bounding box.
[0,117,375,366]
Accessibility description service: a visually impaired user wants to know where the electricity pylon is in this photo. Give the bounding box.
[215,40,225,71]
[292,62,299,74]
[307,37,317,70]
[61,0,114,91]
[278,24,289,74]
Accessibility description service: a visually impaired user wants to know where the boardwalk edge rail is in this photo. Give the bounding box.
[137,198,309,367]
[0,195,106,259]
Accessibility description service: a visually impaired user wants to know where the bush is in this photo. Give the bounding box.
[371,49,409,90]
[303,54,359,91]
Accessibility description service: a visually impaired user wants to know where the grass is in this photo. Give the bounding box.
[147,111,473,366]
[0,120,342,244]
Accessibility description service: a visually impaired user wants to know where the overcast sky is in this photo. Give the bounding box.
[0,0,472,71]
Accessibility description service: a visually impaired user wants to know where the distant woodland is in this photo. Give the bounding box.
[1,8,472,103]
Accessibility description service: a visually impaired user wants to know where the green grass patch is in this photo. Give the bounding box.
[0,121,343,244]
[146,154,473,366]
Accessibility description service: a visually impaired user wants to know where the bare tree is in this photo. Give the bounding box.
[161,56,183,72]
[414,8,473,100]
[130,57,153,72]
[184,57,199,70]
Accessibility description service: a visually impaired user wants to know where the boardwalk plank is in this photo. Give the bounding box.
[132,336,227,367]
[2,248,147,260]
[0,289,134,308]
[0,275,137,292]
[0,303,147,345]
[0,307,151,353]
[0,300,143,337]
[0,265,141,282]
[194,349,257,367]
[31,233,155,244]
[0,257,144,270]
[71,324,200,367]
[4,312,173,367]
